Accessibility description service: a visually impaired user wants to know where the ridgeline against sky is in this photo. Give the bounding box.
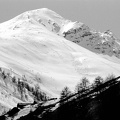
[0,0,120,37]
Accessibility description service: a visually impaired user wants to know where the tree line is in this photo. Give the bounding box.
[60,74,116,103]
[0,68,48,102]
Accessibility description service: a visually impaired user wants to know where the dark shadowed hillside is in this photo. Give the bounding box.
[41,76,120,120]
[1,76,120,120]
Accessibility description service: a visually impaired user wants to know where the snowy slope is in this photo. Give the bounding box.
[0,8,120,111]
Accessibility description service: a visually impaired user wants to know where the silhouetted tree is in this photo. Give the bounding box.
[34,84,40,100]
[33,84,48,101]
[60,86,72,103]
[94,76,104,87]
[75,82,84,93]
[75,77,90,96]
[26,84,34,93]
[105,74,116,82]
[17,79,26,100]
[81,77,89,90]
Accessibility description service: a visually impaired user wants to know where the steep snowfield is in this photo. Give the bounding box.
[0,8,120,110]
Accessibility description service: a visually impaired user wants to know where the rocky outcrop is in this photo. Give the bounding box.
[63,24,120,58]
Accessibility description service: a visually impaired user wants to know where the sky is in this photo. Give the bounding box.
[0,0,120,37]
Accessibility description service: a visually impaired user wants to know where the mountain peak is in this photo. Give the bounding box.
[0,8,120,114]
[17,8,64,20]
[0,8,78,35]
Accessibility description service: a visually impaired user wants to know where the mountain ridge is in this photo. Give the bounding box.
[0,8,120,114]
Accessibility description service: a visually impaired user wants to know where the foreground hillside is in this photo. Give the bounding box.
[0,8,120,113]
[1,76,120,120]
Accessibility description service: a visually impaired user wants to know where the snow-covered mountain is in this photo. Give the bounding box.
[63,23,120,58]
[0,8,120,114]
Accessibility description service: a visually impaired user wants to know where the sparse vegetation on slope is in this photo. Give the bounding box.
[1,75,120,120]
[0,67,49,116]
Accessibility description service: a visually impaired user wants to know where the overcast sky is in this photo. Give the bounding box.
[0,0,120,37]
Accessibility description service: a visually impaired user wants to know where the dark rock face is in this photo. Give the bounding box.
[63,24,120,58]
